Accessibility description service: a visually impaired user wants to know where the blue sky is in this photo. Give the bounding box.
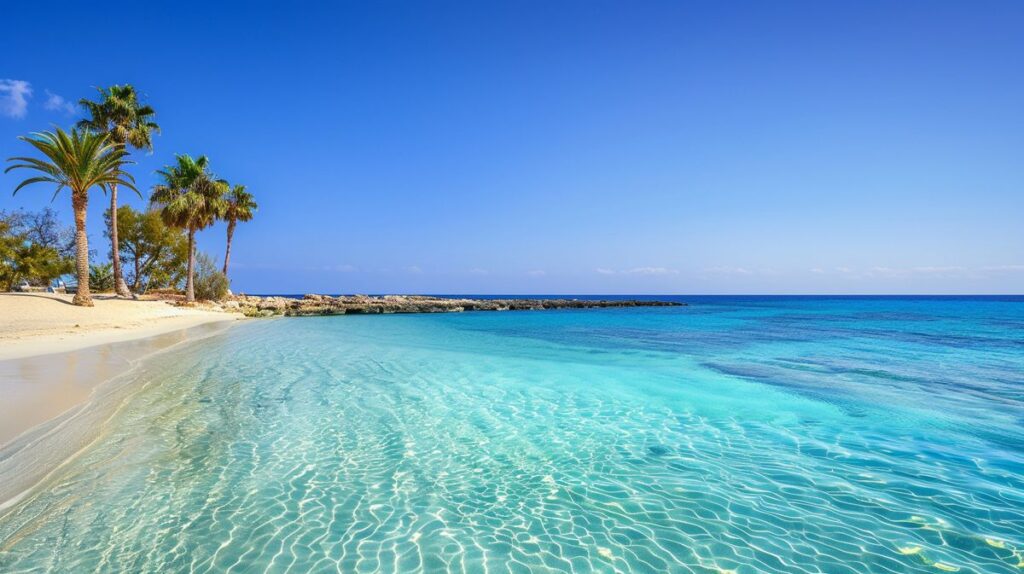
[2,1,1022,294]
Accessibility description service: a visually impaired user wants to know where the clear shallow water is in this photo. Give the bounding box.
[1,296,1023,573]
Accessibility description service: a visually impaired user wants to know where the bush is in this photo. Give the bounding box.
[106,206,188,293]
[193,252,229,301]
[1,209,74,291]
[89,263,114,292]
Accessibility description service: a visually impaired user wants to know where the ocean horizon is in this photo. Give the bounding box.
[256,294,1024,301]
[2,296,1022,572]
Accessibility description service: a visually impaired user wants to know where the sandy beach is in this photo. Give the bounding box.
[0,293,239,445]
[0,295,241,507]
[0,293,238,362]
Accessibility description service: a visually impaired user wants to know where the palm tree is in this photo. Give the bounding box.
[78,85,159,298]
[150,155,226,303]
[221,184,257,280]
[5,129,136,306]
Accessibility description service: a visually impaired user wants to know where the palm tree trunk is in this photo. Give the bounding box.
[134,256,141,292]
[185,228,196,303]
[223,219,235,277]
[71,191,93,307]
[109,184,132,297]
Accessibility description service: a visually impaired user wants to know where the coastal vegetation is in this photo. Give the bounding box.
[4,128,137,306]
[88,262,114,291]
[0,208,74,291]
[104,205,189,293]
[194,252,230,301]
[221,184,257,281]
[3,84,256,305]
[150,155,229,303]
[77,85,160,298]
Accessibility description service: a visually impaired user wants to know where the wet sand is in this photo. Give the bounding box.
[0,319,240,509]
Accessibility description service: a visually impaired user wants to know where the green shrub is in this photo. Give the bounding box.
[105,206,188,293]
[193,252,229,301]
[1,209,74,291]
[89,263,114,292]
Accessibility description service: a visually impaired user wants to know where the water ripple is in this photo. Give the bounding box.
[2,298,1023,573]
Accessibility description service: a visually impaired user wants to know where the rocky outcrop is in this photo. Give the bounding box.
[231,294,684,317]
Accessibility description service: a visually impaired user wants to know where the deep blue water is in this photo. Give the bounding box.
[0,296,1022,572]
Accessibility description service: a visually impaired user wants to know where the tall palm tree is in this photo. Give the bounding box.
[5,129,136,306]
[221,184,257,280]
[150,155,226,303]
[78,85,159,298]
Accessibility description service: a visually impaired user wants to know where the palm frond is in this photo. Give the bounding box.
[12,176,60,195]
[150,153,227,231]
[77,84,159,152]
[222,183,258,223]
[5,128,130,202]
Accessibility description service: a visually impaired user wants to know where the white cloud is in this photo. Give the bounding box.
[43,90,76,115]
[626,266,679,275]
[405,265,423,274]
[526,270,546,276]
[865,266,971,278]
[0,79,32,118]
[802,266,865,279]
[468,267,488,275]
[704,266,753,275]
[865,266,914,278]
[596,266,679,275]
[981,265,1024,272]
[912,266,966,274]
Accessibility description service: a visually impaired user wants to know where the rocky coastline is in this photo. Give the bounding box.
[227,294,684,317]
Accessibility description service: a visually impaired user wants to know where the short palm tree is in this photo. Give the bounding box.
[5,129,136,306]
[221,184,257,280]
[150,154,227,303]
[78,85,159,298]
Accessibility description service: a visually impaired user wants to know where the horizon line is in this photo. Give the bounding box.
[244,292,1024,297]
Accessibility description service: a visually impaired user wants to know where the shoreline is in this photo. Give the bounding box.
[0,293,244,509]
[0,293,674,512]
[0,320,240,511]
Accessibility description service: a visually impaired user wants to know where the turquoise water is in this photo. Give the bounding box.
[1,296,1023,573]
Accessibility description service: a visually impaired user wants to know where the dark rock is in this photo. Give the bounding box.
[231,294,684,318]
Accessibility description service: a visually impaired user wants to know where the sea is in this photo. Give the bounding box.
[0,295,1022,573]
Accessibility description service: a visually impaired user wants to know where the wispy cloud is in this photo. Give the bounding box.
[981,264,1024,272]
[405,265,423,274]
[595,266,679,275]
[468,267,488,275]
[0,79,32,118]
[866,266,969,278]
[704,266,754,275]
[626,266,678,275]
[912,266,967,274]
[526,270,546,277]
[43,90,76,115]
[806,266,864,279]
